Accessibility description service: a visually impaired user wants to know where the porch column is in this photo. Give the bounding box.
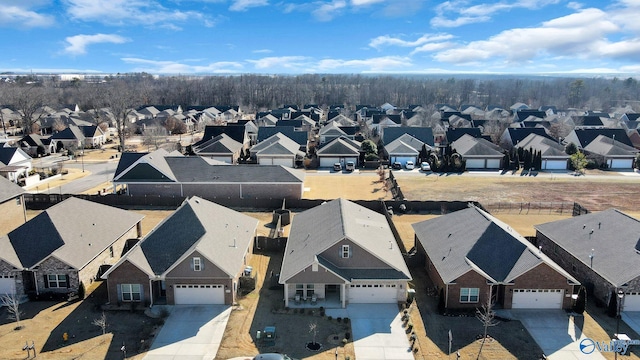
[284,283,289,307]
[341,284,346,308]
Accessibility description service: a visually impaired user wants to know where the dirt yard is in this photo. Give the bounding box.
[10,172,640,360]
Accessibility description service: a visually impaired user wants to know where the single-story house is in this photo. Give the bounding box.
[451,134,504,170]
[250,132,305,167]
[383,133,430,166]
[0,147,32,183]
[279,198,411,308]
[583,135,638,169]
[50,125,86,152]
[0,197,143,298]
[316,137,361,168]
[192,133,244,164]
[516,133,570,170]
[319,121,354,144]
[535,209,640,312]
[102,197,258,306]
[113,149,306,199]
[19,134,53,157]
[79,125,106,148]
[413,205,579,310]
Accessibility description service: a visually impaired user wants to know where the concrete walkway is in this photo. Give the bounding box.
[144,305,231,360]
[327,304,413,360]
[507,310,605,360]
[621,312,640,337]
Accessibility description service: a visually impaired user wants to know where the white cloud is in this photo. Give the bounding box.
[229,0,269,11]
[314,56,411,71]
[0,4,54,27]
[121,57,244,73]
[252,49,273,53]
[432,0,560,28]
[312,1,347,21]
[351,0,384,5]
[247,56,310,69]
[63,0,212,27]
[411,42,454,54]
[432,8,627,65]
[369,33,454,49]
[64,34,129,55]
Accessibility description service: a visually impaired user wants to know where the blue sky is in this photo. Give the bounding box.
[1,0,639,75]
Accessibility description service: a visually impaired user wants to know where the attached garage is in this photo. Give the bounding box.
[465,158,502,170]
[319,157,357,168]
[258,157,294,167]
[174,284,225,305]
[0,275,15,295]
[607,158,634,169]
[512,289,564,309]
[543,159,568,170]
[622,293,640,312]
[210,156,233,164]
[348,283,398,304]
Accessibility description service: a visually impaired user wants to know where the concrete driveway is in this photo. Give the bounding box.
[622,312,640,335]
[327,304,413,360]
[509,310,605,360]
[144,305,231,360]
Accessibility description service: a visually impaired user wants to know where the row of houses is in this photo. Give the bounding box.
[1,178,637,313]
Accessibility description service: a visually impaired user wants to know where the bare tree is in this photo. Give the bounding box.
[143,126,167,151]
[11,86,51,134]
[1,293,24,330]
[475,297,499,360]
[309,321,318,345]
[104,81,140,152]
[92,312,107,335]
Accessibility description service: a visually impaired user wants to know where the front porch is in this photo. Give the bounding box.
[284,283,346,309]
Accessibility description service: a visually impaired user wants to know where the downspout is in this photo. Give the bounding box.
[149,279,154,307]
[445,283,449,308]
[33,271,39,296]
[239,184,243,199]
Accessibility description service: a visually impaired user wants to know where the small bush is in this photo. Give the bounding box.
[337,317,342,323]
[342,338,348,346]
[327,316,332,321]
[343,317,349,324]
[345,332,351,340]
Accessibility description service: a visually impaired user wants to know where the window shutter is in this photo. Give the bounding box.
[117,284,122,301]
[65,275,70,288]
[190,258,194,271]
[201,259,205,271]
[43,275,49,288]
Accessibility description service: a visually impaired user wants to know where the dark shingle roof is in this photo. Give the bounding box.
[535,209,640,286]
[508,128,553,145]
[383,127,434,146]
[446,128,482,143]
[257,126,308,145]
[196,125,246,146]
[114,152,146,178]
[166,157,305,183]
[568,128,632,148]
[0,147,18,166]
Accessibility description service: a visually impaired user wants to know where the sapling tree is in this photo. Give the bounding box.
[1,293,23,330]
[92,312,107,335]
[476,298,499,360]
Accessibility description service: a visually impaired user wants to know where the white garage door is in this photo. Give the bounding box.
[608,159,633,169]
[0,275,15,295]
[348,283,398,304]
[390,157,415,166]
[486,159,501,169]
[512,289,564,309]
[212,156,232,164]
[320,157,341,168]
[622,293,640,312]
[543,160,567,170]
[174,284,225,305]
[465,159,486,169]
[259,157,294,167]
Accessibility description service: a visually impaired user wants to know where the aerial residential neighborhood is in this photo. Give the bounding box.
[0,88,639,360]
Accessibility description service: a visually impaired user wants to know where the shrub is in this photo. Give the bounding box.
[77,282,85,300]
[573,286,586,314]
[337,317,342,323]
[327,316,332,321]
[342,338,348,346]
[344,332,351,340]
[343,317,349,324]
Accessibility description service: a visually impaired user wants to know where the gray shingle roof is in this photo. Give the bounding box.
[451,134,503,157]
[193,133,243,155]
[584,135,638,156]
[535,209,640,286]
[413,206,578,284]
[317,137,361,156]
[280,199,411,283]
[384,133,426,155]
[113,197,258,278]
[516,133,569,157]
[7,197,143,270]
[0,175,24,203]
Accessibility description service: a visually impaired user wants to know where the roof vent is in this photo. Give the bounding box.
[195,199,200,204]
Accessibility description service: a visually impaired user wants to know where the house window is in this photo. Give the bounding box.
[306,284,315,297]
[460,288,479,303]
[295,284,304,296]
[193,257,202,271]
[121,284,141,302]
[47,274,67,288]
[342,245,350,258]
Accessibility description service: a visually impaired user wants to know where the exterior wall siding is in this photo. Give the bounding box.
[287,265,346,284]
[320,239,392,269]
[0,197,25,234]
[36,257,78,294]
[536,231,624,304]
[128,183,181,197]
[77,225,140,291]
[105,260,151,305]
[446,270,491,310]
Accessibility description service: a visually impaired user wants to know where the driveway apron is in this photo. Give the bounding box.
[144,305,231,360]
